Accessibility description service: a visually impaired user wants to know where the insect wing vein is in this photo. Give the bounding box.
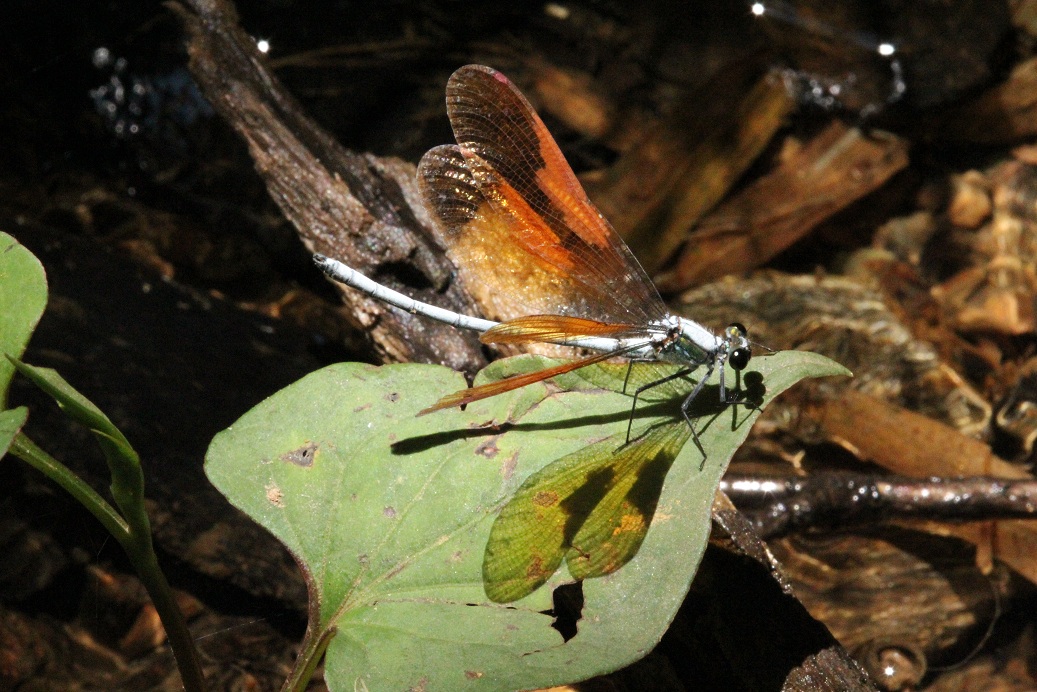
[428,64,668,325]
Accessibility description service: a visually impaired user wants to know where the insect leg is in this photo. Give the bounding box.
[679,360,718,457]
[624,365,695,444]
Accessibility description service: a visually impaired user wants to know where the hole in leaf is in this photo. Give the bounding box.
[280,441,317,467]
[544,581,584,641]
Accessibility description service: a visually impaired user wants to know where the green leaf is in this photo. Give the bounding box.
[205,350,845,690]
[9,360,145,520]
[0,407,29,460]
[481,351,847,603]
[0,232,48,407]
[5,363,200,690]
[10,360,136,455]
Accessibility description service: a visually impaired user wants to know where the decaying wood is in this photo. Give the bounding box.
[658,122,909,291]
[783,648,879,692]
[685,540,878,692]
[708,494,879,691]
[712,489,794,593]
[173,0,488,373]
[934,56,1037,144]
[803,385,1037,587]
[769,529,1006,671]
[676,269,1035,678]
[585,65,795,273]
[677,273,993,436]
[529,63,616,140]
[806,389,1027,480]
[933,158,1037,336]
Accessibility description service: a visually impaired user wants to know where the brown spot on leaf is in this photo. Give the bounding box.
[475,437,499,458]
[616,513,646,534]
[532,490,559,507]
[265,482,284,507]
[526,556,549,579]
[280,442,317,467]
[383,506,397,519]
[465,671,484,680]
[500,451,518,480]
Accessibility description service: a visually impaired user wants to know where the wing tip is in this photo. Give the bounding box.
[417,393,465,416]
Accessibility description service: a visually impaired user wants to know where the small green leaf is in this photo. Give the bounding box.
[0,407,29,459]
[0,232,48,407]
[9,360,135,454]
[205,350,846,690]
[9,360,145,520]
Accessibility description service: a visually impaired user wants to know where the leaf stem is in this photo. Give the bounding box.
[10,433,207,692]
[282,624,337,692]
[10,433,129,539]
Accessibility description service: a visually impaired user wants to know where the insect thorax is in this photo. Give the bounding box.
[653,316,714,366]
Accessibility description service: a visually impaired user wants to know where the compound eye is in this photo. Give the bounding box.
[729,347,750,370]
[728,322,747,337]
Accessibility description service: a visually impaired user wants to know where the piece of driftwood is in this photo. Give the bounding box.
[806,389,1028,480]
[932,159,1037,336]
[709,492,880,690]
[934,56,1037,144]
[769,528,1006,675]
[585,64,795,273]
[657,122,908,291]
[173,0,488,373]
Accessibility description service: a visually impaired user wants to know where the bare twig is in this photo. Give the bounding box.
[722,472,1037,538]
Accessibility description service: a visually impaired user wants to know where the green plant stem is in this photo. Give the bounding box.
[127,528,207,692]
[10,433,207,692]
[282,625,337,692]
[11,433,129,540]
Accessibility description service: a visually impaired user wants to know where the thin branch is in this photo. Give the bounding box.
[721,473,1037,538]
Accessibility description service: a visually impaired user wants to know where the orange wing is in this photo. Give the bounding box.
[479,315,643,345]
[418,65,667,327]
[417,347,633,415]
